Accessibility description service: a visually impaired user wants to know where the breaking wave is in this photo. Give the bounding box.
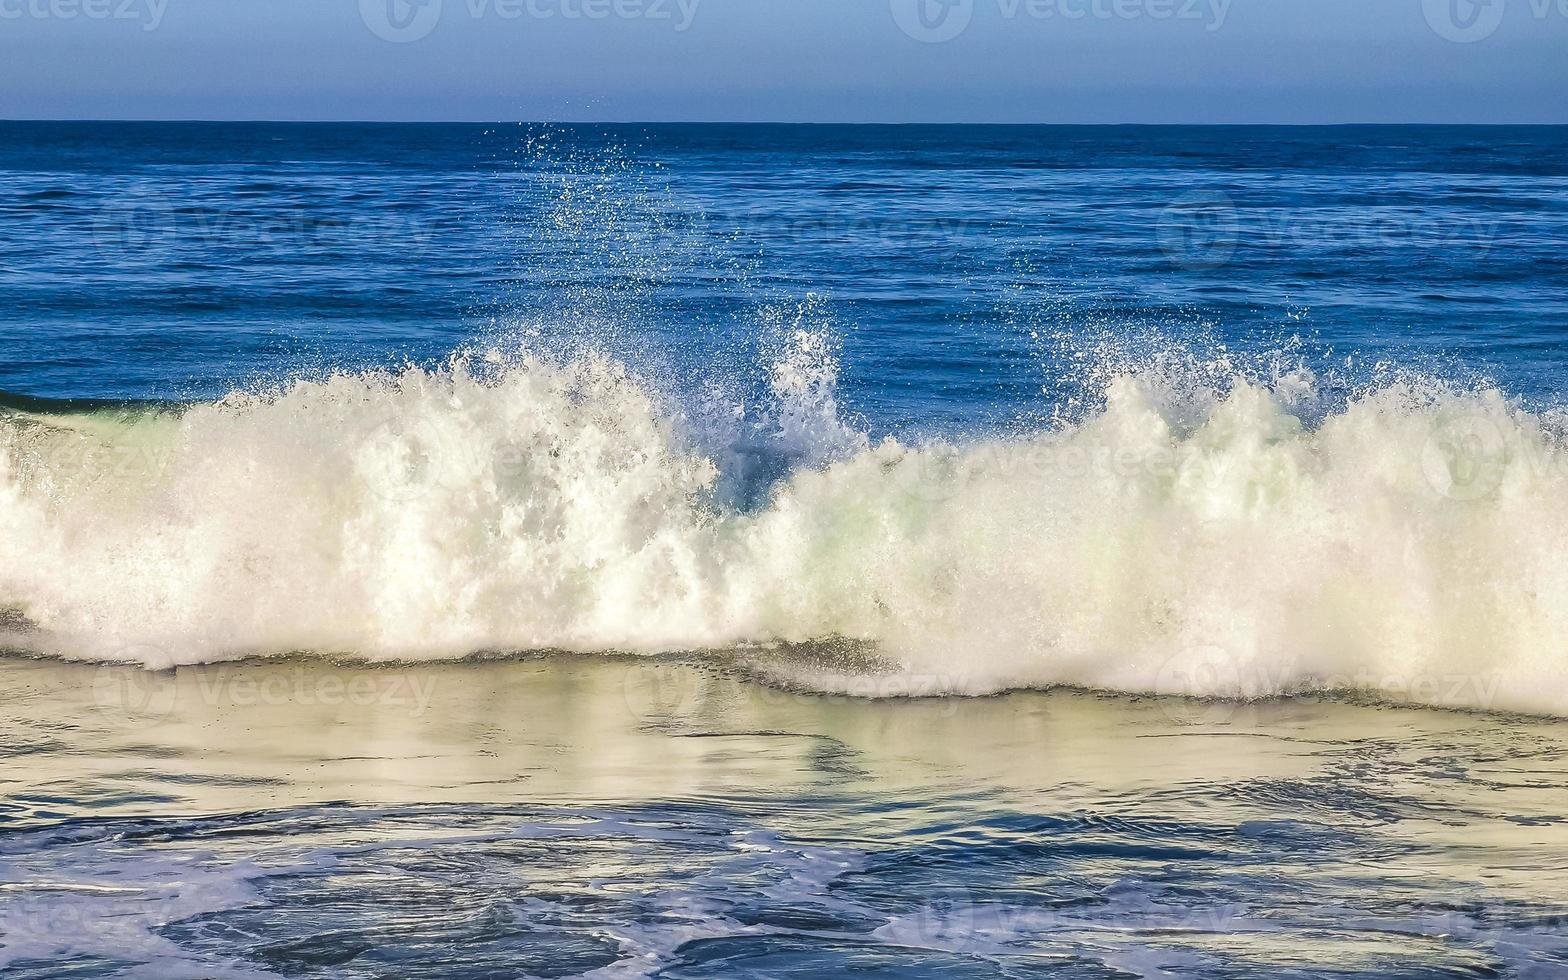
[4,333,1567,716]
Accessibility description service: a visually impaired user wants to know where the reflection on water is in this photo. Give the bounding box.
[2,655,1566,977]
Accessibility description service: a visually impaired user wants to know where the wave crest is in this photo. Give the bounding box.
[4,341,1566,716]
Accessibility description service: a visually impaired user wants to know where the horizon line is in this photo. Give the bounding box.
[3,118,1567,127]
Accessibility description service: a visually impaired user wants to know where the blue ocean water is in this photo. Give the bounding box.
[3,123,1566,420]
[3,123,1568,978]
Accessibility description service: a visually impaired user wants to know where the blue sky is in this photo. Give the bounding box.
[1,0,1564,122]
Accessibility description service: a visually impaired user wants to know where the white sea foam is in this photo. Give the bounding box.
[3,335,1566,716]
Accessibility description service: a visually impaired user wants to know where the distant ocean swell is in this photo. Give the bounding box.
[3,334,1566,716]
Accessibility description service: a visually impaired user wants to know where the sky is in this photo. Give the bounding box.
[0,0,1564,122]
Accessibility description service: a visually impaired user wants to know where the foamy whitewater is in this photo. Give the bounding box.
[3,334,1566,716]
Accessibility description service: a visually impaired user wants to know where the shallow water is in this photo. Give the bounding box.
[3,656,1567,978]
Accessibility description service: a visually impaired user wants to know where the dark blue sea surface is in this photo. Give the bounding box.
[2,123,1566,426]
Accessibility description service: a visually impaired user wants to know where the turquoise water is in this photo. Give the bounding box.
[2,123,1568,977]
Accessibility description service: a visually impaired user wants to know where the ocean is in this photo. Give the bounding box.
[2,122,1567,977]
